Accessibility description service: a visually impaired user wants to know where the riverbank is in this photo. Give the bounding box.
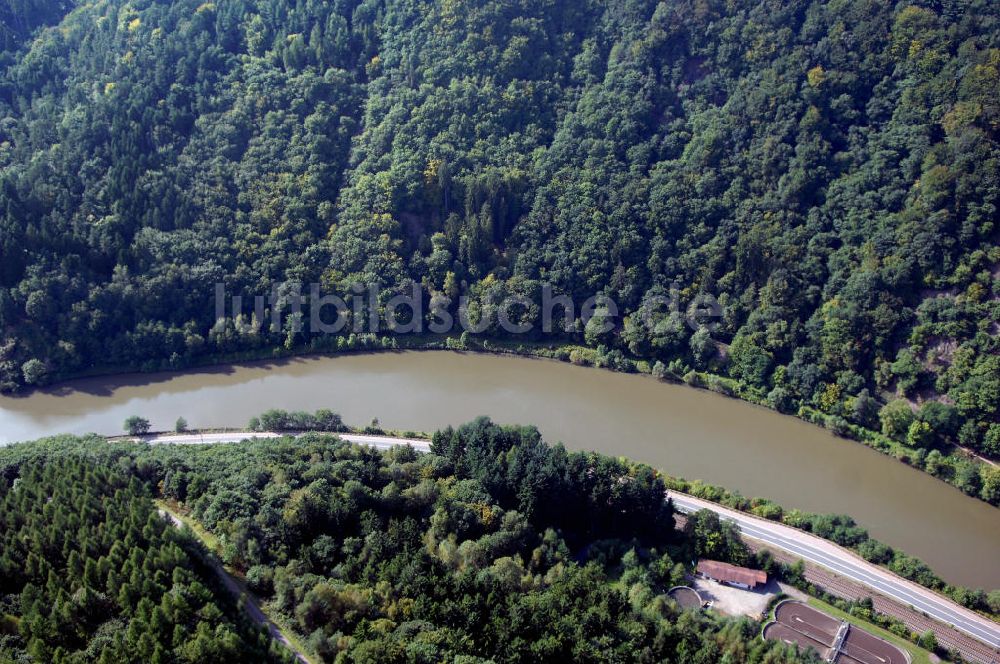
[4,350,998,589]
[133,427,999,623]
[19,333,999,509]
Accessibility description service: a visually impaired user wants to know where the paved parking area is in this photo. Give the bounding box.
[692,577,777,618]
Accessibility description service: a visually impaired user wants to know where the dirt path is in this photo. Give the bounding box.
[157,505,313,664]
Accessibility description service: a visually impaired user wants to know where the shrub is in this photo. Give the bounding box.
[879,400,914,440]
[21,359,47,386]
[906,420,933,448]
[825,415,850,436]
[246,565,274,596]
[766,386,794,413]
[124,416,151,436]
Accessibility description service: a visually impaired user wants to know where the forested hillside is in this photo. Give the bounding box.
[0,454,290,662]
[0,0,998,460]
[0,0,78,53]
[0,421,815,663]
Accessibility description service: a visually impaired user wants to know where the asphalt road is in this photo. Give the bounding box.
[668,492,1000,650]
[140,431,432,452]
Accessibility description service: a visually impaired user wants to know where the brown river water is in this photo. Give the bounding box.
[0,350,997,588]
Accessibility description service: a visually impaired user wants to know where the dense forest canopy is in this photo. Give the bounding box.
[0,420,817,663]
[0,453,291,663]
[0,0,997,457]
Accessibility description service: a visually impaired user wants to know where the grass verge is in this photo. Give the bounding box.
[155,498,223,552]
[155,499,318,664]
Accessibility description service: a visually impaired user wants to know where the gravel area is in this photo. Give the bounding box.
[692,576,779,619]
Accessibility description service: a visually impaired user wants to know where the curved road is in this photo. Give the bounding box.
[140,431,432,452]
[136,431,999,652]
[669,492,1000,650]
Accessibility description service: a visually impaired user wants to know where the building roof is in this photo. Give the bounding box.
[697,559,768,586]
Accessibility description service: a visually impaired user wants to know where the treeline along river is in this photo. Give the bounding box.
[0,351,997,589]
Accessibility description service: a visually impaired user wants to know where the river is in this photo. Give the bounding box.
[1,350,997,589]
